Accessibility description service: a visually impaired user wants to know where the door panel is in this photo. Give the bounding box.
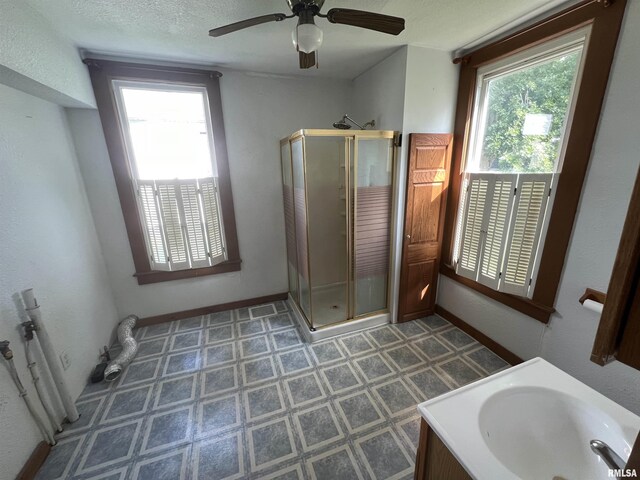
[398,134,453,322]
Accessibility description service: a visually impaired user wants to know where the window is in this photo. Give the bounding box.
[441,0,628,322]
[453,33,586,297]
[86,60,241,284]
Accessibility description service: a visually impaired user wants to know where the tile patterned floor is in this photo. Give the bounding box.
[36,300,510,480]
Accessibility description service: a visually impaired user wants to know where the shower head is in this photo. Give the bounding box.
[333,118,352,129]
[332,114,375,130]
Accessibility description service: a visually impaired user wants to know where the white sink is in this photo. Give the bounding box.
[417,358,640,479]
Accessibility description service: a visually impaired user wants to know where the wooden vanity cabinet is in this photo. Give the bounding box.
[415,419,471,480]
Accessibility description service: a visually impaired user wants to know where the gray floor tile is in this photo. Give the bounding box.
[272,329,303,350]
[406,367,452,400]
[321,362,363,394]
[141,405,193,454]
[240,336,271,357]
[137,337,169,358]
[204,342,236,366]
[243,357,277,385]
[366,326,402,347]
[140,322,172,339]
[201,364,238,398]
[466,347,509,373]
[77,420,142,474]
[310,341,345,364]
[250,304,278,318]
[198,394,240,437]
[356,428,413,480]
[438,358,483,386]
[193,432,243,480]
[285,372,326,407]
[245,383,286,421]
[238,319,266,337]
[391,321,428,339]
[307,446,364,480]
[119,358,161,387]
[294,403,344,451]
[373,379,420,417]
[267,312,295,330]
[155,373,197,409]
[412,336,453,360]
[439,327,476,350]
[163,349,201,376]
[339,333,374,356]
[170,331,202,351]
[335,390,384,434]
[101,384,152,423]
[207,310,233,325]
[354,353,394,382]
[206,324,234,344]
[419,315,450,331]
[35,435,83,480]
[133,447,188,480]
[385,345,424,371]
[277,348,312,375]
[248,417,297,470]
[177,316,203,331]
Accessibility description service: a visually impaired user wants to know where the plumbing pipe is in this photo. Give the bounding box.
[1,341,56,445]
[25,339,63,433]
[104,315,139,382]
[21,289,79,423]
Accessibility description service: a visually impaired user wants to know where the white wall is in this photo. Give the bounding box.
[352,47,408,131]
[69,72,353,319]
[0,84,119,479]
[0,0,95,108]
[437,0,640,414]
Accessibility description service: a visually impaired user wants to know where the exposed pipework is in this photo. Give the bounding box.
[22,321,63,433]
[0,340,56,445]
[104,315,139,382]
[21,289,80,423]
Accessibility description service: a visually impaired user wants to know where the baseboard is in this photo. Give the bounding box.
[435,305,524,366]
[138,292,289,327]
[17,441,50,480]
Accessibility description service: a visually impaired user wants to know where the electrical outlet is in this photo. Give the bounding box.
[60,351,71,371]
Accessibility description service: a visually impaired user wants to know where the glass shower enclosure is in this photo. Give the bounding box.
[280,130,397,330]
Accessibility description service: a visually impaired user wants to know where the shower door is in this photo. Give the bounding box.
[305,136,350,328]
[353,137,394,317]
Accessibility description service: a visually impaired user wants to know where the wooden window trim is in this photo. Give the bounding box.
[84,59,241,284]
[441,0,628,323]
[591,166,640,366]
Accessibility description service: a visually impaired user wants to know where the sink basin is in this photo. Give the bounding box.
[479,386,627,479]
[418,358,640,479]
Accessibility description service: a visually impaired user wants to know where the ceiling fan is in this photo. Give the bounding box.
[208,0,405,69]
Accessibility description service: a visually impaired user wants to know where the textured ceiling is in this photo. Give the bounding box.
[25,0,561,79]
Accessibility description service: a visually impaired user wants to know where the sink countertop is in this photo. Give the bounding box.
[417,357,640,480]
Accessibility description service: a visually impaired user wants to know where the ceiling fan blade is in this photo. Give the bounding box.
[209,13,288,37]
[325,8,405,36]
[299,51,316,69]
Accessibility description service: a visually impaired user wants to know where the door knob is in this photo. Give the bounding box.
[406,235,411,239]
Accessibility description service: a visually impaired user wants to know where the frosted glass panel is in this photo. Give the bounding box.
[305,137,349,328]
[281,142,298,303]
[354,138,393,316]
[291,139,312,322]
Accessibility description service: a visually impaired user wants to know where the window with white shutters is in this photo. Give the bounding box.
[455,172,551,296]
[113,80,229,272]
[452,31,586,298]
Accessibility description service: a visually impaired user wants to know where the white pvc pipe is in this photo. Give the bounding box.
[25,340,63,433]
[22,289,80,423]
[5,355,56,445]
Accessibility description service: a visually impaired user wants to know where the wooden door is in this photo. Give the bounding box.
[398,133,453,322]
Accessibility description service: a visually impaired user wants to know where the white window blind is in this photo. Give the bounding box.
[136,177,227,271]
[455,172,552,296]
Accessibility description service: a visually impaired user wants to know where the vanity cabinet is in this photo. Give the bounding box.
[415,419,471,480]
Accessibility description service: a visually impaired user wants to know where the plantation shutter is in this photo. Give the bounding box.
[499,173,552,296]
[200,178,227,265]
[136,180,170,271]
[178,180,210,268]
[156,181,190,270]
[456,174,490,279]
[477,175,516,289]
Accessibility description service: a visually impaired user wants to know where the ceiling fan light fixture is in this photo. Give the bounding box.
[292,23,323,53]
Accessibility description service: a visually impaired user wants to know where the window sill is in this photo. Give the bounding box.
[439,264,554,324]
[134,259,242,285]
